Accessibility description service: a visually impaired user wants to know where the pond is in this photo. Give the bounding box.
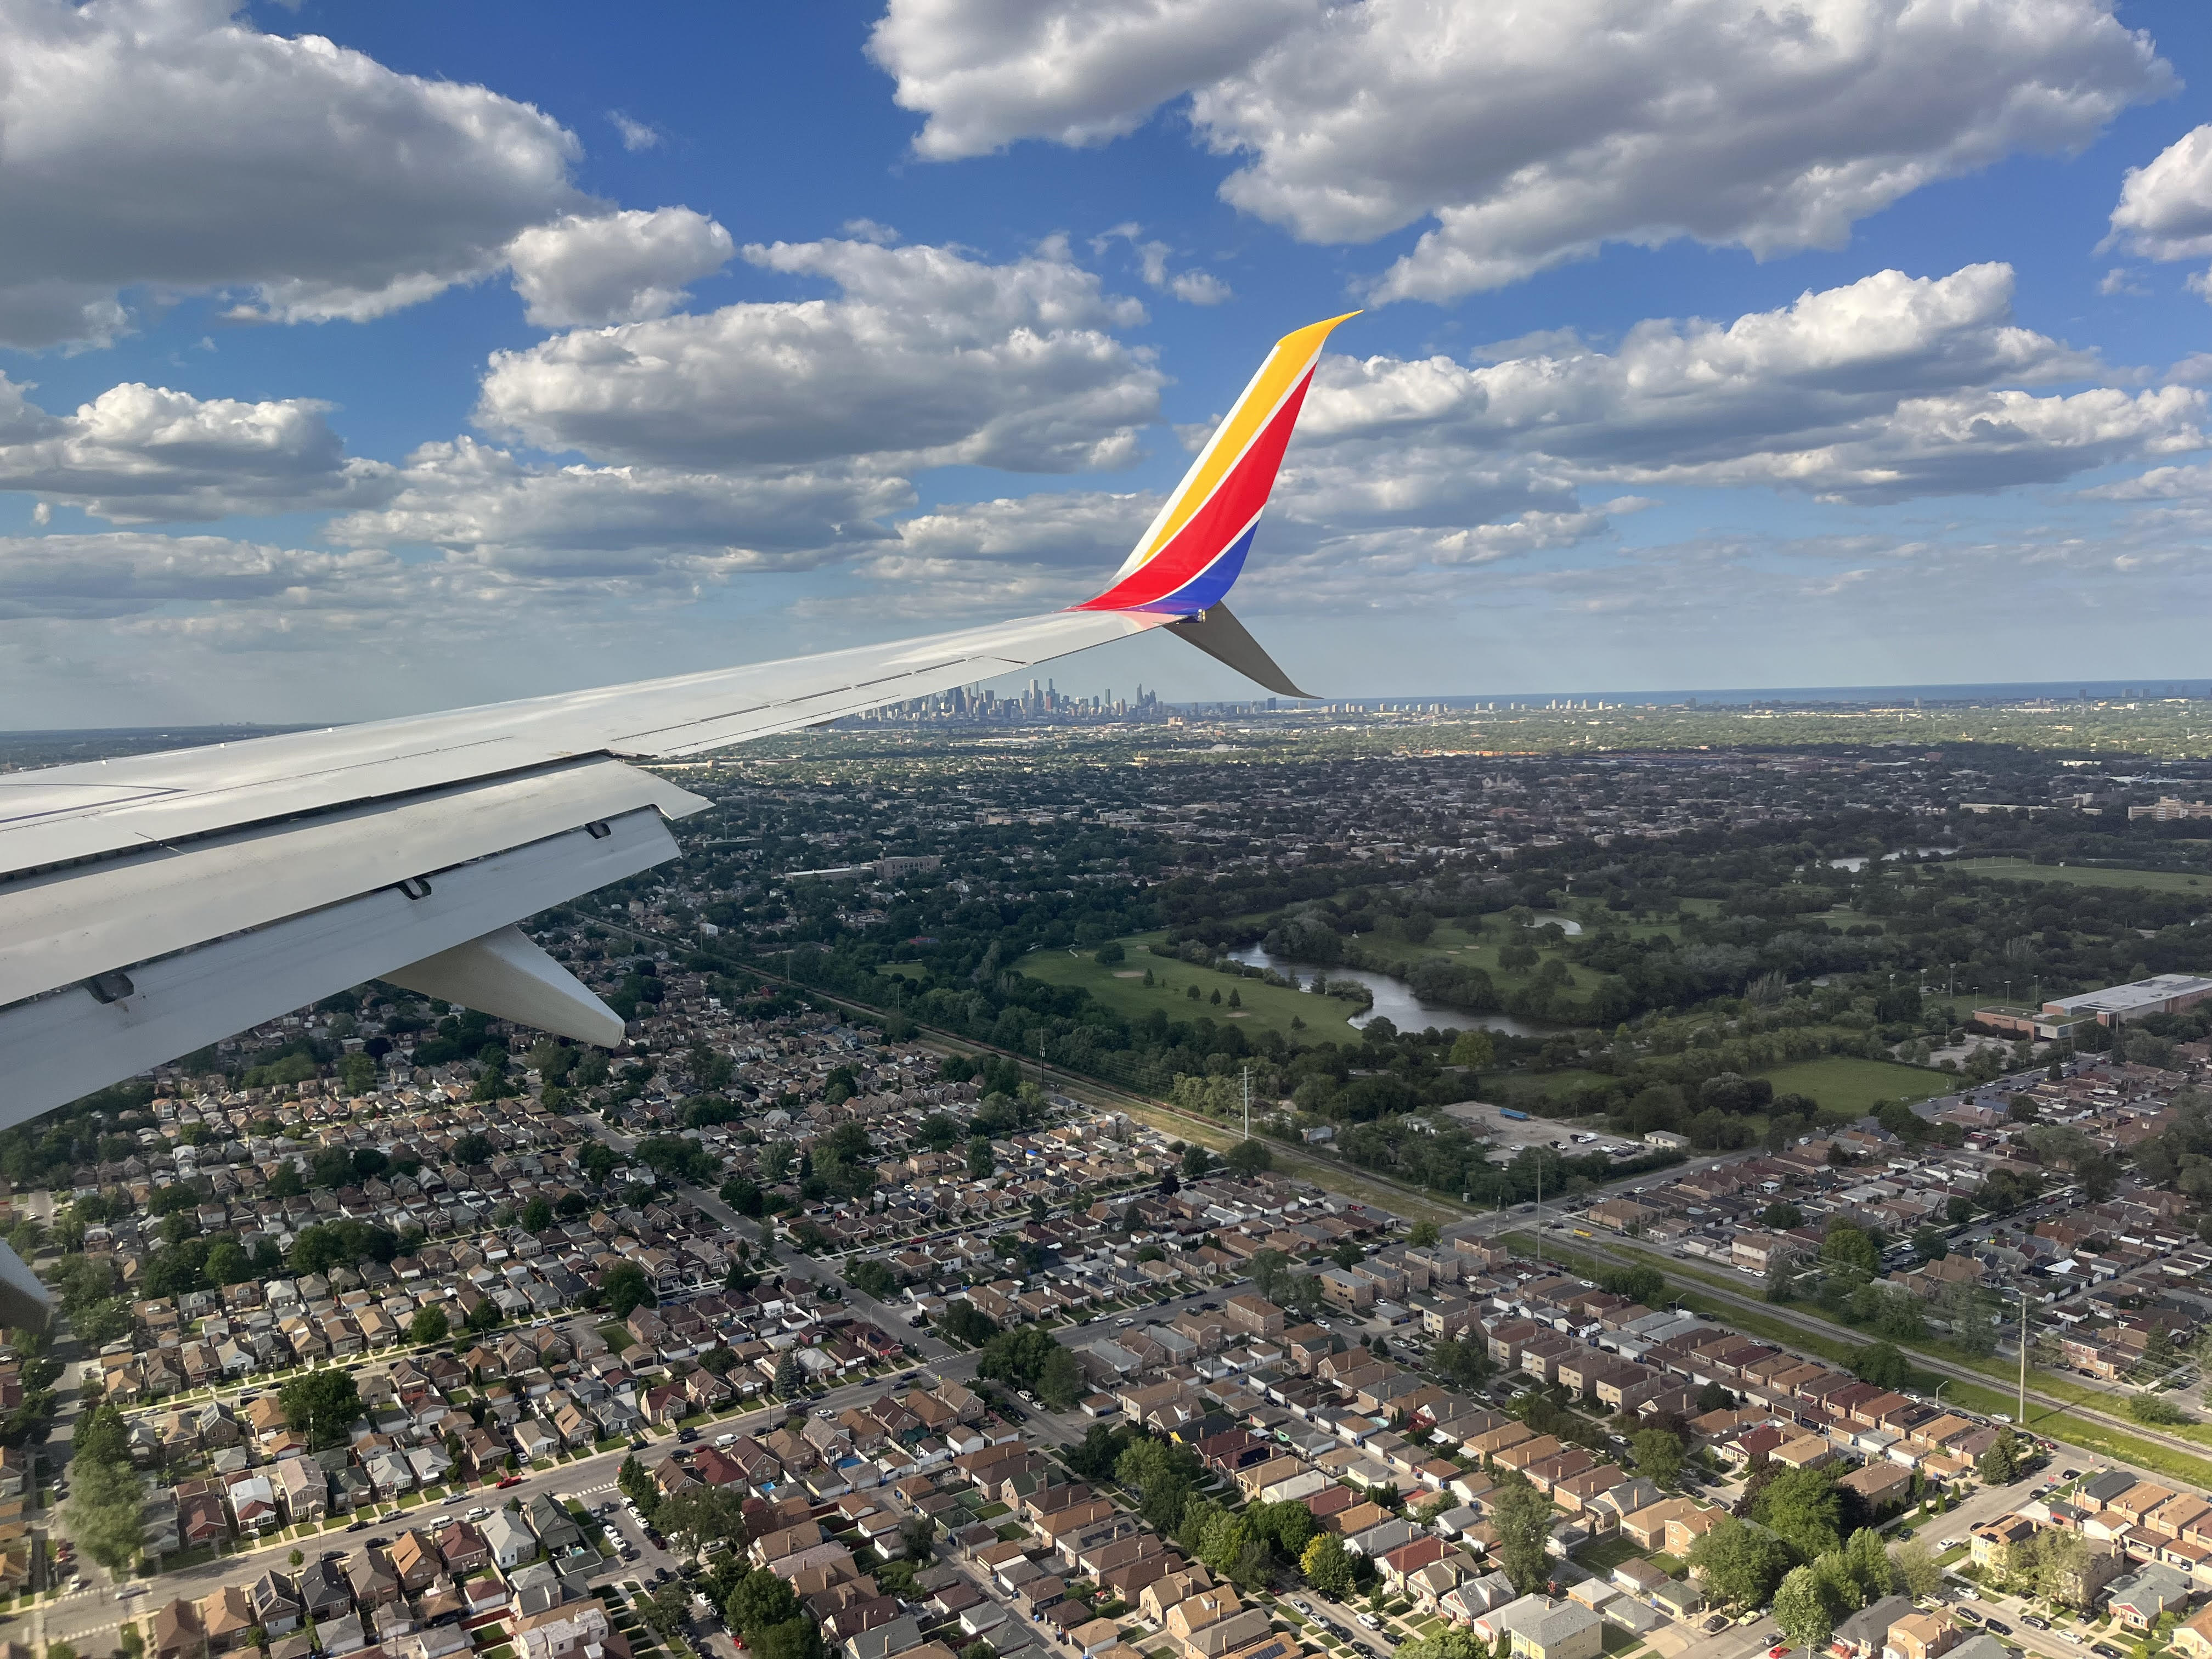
[1827,848,1960,872]
[1226,945,1563,1038]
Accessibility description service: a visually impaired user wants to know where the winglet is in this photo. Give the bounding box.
[1167,602,1312,699]
[1074,312,1357,619]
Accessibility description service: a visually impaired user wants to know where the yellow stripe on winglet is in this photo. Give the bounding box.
[1132,311,1360,569]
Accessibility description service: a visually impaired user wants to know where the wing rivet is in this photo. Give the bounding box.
[84,970,136,1004]
[396,876,435,900]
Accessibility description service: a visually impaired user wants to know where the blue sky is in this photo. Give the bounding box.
[7,0,2212,722]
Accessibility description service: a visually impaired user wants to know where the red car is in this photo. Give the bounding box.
[496,1475,524,1489]
[1769,1646,1791,1656]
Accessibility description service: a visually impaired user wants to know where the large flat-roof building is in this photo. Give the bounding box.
[2039,975,2212,1033]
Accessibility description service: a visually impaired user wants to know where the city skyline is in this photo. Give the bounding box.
[5,3,2212,722]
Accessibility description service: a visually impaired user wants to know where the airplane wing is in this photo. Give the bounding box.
[0,313,1355,1203]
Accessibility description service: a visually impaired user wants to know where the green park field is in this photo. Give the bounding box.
[1758,1054,1946,1116]
[1014,935,1362,1044]
[1948,858,2211,894]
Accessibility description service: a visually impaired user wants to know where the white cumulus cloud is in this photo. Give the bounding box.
[2109,123,2212,262]
[0,0,596,344]
[505,208,735,328]
[873,0,2170,303]
[867,0,1316,159]
[324,437,911,575]
[0,374,391,521]
[1295,264,2197,504]
[475,236,1164,473]
[0,532,404,619]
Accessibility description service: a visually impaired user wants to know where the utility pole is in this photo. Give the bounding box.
[1242,1066,1251,1142]
[2018,1283,2030,1426]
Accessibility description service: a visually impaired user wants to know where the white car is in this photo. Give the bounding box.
[1356,1613,1381,1631]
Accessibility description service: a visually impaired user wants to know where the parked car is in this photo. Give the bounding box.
[1702,1616,1730,1635]
[2093,1645,2127,1658]
[497,1475,524,1488]
[1290,1601,1313,1615]
[2019,1617,2048,1631]
[1983,1621,2012,1637]
[1356,1613,1381,1631]
[1954,1609,1983,1627]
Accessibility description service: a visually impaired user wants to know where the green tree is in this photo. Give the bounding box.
[1630,1427,1685,1488]
[655,1487,748,1554]
[1249,1248,1293,1305]
[938,1300,999,1347]
[1773,1566,1836,1657]
[1821,1224,1880,1279]
[1449,1029,1496,1070]
[1181,1143,1214,1181]
[1982,1427,2023,1484]
[618,1454,660,1519]
[845,1259,898,1300]
[1689,1514,1794,1610]
[1752,1467,1844,1560]
[1225,1139,1273,1178]
[967,1137,995,1179]
[1842,1528,1897,1603]
[71,1403,130,1470]
[1036,1346,1084,1411]
[202,1238,251,1286]
[66,1456,145,1573]
[2128,1392,2191,1425]
[1891,1537,1943,1600]
[1393,1632,1489,1659]
[1301,1531,1355,1599]
[1408,1219,1441,1249]
[521,1197,554,1232]
[599,1261,652,1319]
[1765,1251,1802,1305]
[1488,1471,1554,1595]
[277,1370,362,1448]
[2030,1529,2096,1609]
[409,1306,449,1345]
[1849,1342,1912,1389]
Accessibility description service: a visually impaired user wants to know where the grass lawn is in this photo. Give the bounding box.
[1947,859,2212,893]
[1577,1533,1649,1573]
[1015,934,1359,1043]
[1757,1055,1945,1115]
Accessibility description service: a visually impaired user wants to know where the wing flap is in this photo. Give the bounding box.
[0,758,703,1009]
[0,806,674,1131]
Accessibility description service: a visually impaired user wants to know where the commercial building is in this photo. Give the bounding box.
[2039,975,2212,1034]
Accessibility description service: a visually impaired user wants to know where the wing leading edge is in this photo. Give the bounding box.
[0,315,1352,1322]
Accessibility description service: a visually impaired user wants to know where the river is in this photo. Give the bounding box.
[1226,944,1562,1037]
